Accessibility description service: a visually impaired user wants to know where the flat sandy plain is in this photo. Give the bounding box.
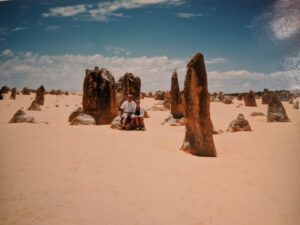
[0,93,299,225]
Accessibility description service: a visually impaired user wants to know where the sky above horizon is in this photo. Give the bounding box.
[0,0,299,93]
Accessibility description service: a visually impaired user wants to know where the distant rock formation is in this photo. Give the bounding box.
[1,86,10,94]
[116,73,141,107]
[9,109,35,123]
[267,95,289,122]
[170,71,184,118]
[49,89,56,95]
[222,97,233,104]
[262,89,271,104]
[218,92,225,101]
[154,91,165,100]
[70,113,96,125]
[237,94,243,100]
[227,114,252,132]
[28,100,41,111]
[10,87,16,100]
[83,67,117,124]
[69,107,83,122]
[22,87,31,95]
[293,101,299,109]
[35,85,46,105]
[244,90,257,107]
[181,53,216,157]
[0,90,3,100]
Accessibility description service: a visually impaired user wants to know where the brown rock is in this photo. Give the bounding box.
[22,87,31,95]
[237,94,243,100]
[116,73,141,107]
[0,90,3,100]
[69,107,83,122]
[244,90,257,107]
[1,86,10,94]
[83,67,117,125]
[163,99,170,109]
[293,101,299,109]
[267,95,290,122]
[70,113,96,125]
[9,109,35,123]
[35,85,46,105]
[262,89,272,104]
[10,87,16,99]
[170,71,184,118]
[154,91,165,100]
[227,114,252,132]
[28,100,41,111]
[181,53,217,157]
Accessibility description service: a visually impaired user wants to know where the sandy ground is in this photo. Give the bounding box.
[0,93,299,225]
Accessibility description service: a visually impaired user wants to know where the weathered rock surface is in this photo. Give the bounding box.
[70,113,96,125]
[227,114,252,132]
[116,73,141,107]
[244,90,257,107]
[69,107,83,122]
[35,85,46,105]
[170,71,184,118]
[10,87,16,100]
[267,95,290,122]
[9,109,35,123]
[293,101,299,109]
[83,67,117,124]
[28,100,41,111]
[181,53,217,157]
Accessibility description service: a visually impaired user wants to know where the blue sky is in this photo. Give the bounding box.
[0,0,299,92]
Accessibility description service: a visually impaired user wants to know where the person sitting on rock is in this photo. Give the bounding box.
[120,94,136,129]
[132,100,145,130]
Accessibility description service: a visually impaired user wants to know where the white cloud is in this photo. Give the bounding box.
[42,0,185,21]
[1,49,13,57]
[0,52,298,92]
[105,44,131,56]
[176,12,204,19]
[42,4,87,17]
[270,0,300,40]
[12,26,28,32]
[206,57,227,65]
[45,25,60,31]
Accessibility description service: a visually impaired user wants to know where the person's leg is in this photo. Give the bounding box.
[139,117,145,130]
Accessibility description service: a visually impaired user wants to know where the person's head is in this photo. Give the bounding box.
[127,94,133,102]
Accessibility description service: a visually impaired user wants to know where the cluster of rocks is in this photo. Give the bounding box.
[70,67,142,126]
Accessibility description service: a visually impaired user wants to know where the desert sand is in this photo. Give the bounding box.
[0,93,299,225]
